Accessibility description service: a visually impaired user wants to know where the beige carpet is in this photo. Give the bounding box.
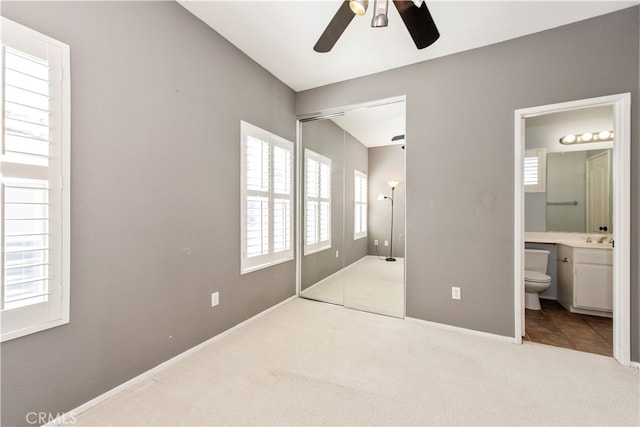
[301,256,404,318]
[73,298,639,426]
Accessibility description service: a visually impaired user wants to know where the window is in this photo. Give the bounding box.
[240,121,293,274]
[304,149,331,255]
[354,170,367,240]
[524,148,546,193]
[1,18,71,342]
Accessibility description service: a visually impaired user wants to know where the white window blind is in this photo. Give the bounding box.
[304,149,331,255]
[354,170,367,240]
[524,148,546,193]
[1,18,70,342]
[241,121,293,274]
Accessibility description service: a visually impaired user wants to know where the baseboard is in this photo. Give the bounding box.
[405,316,518,344]
[629,361,640,369]
[45,295,298,427]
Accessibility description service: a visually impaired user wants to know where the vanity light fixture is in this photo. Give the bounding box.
[560,130,614,145]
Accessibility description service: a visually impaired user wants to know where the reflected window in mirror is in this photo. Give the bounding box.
[524,148,546,193]
[354,170,367,240]
[304,149,332,255]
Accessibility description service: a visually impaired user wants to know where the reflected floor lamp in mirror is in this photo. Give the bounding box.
[378,181,399,262]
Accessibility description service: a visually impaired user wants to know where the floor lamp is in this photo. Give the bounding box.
[378,181,399,262]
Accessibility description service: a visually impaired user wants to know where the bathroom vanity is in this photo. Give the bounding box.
[556,244,613,317]
[525,232,613,318]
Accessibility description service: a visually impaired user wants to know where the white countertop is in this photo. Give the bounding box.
[525,232,613,249]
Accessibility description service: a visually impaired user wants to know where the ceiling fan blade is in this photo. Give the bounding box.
[314,1,355,53]
[392,0,440,49]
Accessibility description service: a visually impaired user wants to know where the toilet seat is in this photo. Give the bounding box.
[525,270,551,283]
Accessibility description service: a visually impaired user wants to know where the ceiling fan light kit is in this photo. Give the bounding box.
[371,0,389,27]
[349,0,369,15]
[314,0,440,52]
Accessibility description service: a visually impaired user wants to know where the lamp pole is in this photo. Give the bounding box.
[386,184,396,262]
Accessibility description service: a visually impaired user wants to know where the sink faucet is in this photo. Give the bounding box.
[598,236,608,243]
[586,237,592,243]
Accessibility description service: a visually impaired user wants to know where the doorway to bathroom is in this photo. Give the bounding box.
[514,93,631,365]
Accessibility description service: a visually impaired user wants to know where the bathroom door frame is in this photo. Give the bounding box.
[513,93,631,366]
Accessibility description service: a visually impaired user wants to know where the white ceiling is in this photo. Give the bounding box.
[177,0,638,147]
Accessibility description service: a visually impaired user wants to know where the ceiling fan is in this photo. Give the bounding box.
[314,0,439,53]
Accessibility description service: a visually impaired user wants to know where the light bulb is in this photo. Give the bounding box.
[599,130,611,139]
[349,0,368,15]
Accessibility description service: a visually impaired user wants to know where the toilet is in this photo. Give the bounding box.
[524,249,552,310]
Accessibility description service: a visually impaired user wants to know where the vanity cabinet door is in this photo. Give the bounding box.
[573,249,613,312]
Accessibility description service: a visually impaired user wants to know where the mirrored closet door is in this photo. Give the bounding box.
[299,100,406,318]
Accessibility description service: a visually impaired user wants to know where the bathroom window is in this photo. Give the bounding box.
[524,148,546,193]
[354,170,367,240]
[240,121,293,274]
[304,149,331,255]
[1,18,71,342]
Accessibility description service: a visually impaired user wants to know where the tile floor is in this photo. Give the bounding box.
[524,299,613,357]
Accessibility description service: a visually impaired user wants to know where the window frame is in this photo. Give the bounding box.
[304,148,331,256]
[353,169,367,240]
[240,121,293,275]
[1,17,71,342]
[524,148,546,193]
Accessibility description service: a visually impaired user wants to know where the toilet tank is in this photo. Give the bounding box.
[525,249,550,273]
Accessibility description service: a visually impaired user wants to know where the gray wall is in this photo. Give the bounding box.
[546,151,587,232]
[525,192,547,232]
[1,2,296,426]
[296,7,639,359]
[300,120,368,290]
[344,132,369,265]
[368,145,405,258]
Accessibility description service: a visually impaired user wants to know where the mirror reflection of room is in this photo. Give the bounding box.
[300,100,405,318]
[524,105,614,357]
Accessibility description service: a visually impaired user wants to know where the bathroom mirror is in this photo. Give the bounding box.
[525,105,613,233]
[299,100,405,318]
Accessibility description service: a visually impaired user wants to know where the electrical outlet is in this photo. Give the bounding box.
[374,240,379,246]
[384,240,389,246]
[211,291,219,307]
[451,286,461,300]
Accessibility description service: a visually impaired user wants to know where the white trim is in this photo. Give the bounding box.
[514,93,631,366]
[629,361,640,370]
[303,148,332,255]
[406,316,518,344]
[44,295,299,427]
[295,121,302,296]
[240,121,294,275]
[353,169,367,240]
[1,17,71,342]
